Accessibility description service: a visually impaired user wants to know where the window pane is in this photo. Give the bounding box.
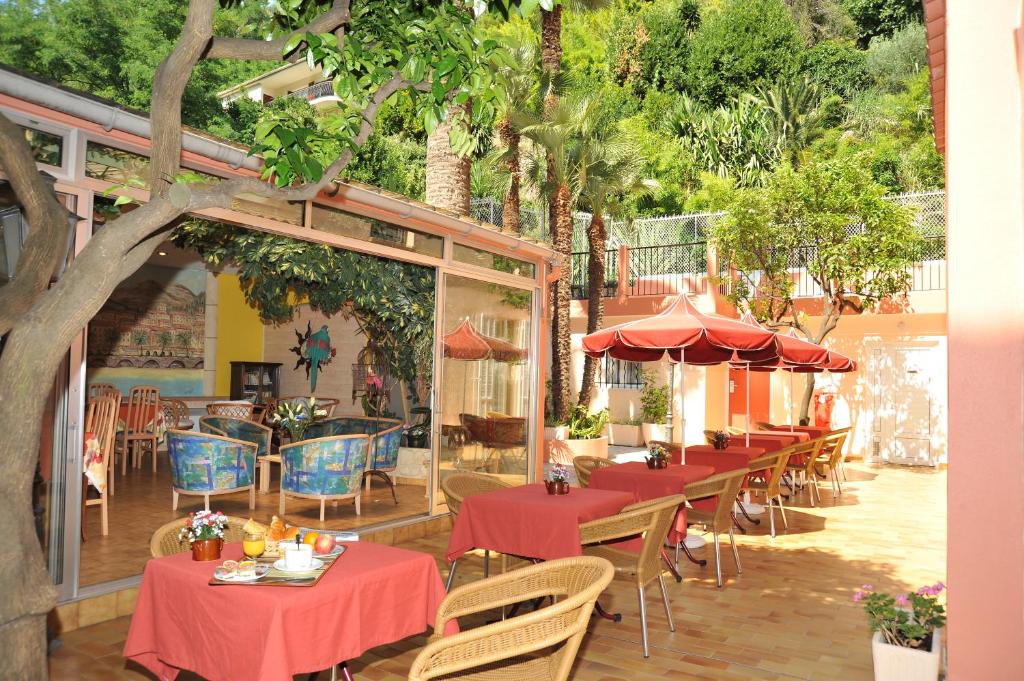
[452,243,535,278]
[311,204,443,258]
[229,193,304,226]
[85,142,152,188]
[22,126,63,166]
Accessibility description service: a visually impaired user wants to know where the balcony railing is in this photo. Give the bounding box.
[571,234,947,301]
[285,80,336,102]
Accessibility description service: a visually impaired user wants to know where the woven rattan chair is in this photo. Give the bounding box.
[149,515,249,557]
[161,398,193,431]
[579,494,687,657]
[785,437,829,507]
[818,428,851,497]
[83,395,118,536]
[684,468,749,588]
[754,421,777,430]
[407,556,614,681]
[440,472,512,591]
[745,448,794,538]
[572,456,614,488]
[207,401,256,420]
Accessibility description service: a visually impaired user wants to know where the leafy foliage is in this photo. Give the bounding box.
[640,371,669,423]
[173,221,435,391]
[801,39,870,99]
[839,0,923,46]
[855,582,946,649]
[565,404,608,438]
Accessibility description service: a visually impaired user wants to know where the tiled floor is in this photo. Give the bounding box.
[80,452,429,585]
[55,462,947,680]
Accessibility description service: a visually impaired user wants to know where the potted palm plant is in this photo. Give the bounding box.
[855,582,946,681]
[640,371,669,444]
[553,406,609,461]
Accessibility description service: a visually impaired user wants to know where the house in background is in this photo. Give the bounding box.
[218,61,340,110]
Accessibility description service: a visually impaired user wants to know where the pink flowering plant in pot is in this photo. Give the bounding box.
[855,582,946,681]
[178,510,229,561]
[545,463,570,495]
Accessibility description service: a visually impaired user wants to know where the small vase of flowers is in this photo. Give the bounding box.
[855,582,946,681]
[711,430,730,450]
[179,510,229,561]
[270,397,327,442]
[545,463,571,495]
[645,444,670,469]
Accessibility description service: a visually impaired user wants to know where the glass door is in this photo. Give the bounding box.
[433,273,536,510]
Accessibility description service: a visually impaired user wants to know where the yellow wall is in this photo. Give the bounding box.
[215,274,265,395]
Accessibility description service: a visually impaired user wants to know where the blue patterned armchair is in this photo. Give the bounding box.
[279,434,370,520]
[166,429,257,512]
[199,416,274,493]
[304,417,403,504]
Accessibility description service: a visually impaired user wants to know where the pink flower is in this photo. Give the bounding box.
[895,594,909,606]
[861,584,874,591]
[366,375,383,390]
[853,591,865,602]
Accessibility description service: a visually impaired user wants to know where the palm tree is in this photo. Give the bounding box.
[575,140,657,407]
[754,76,831,167]
[426,104,471,214]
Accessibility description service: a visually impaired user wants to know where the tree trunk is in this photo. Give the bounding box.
[541,6,562,90]
[798,372,816,425]
[577,214,607,407]
[550,182,573,423]
[497,118,520,234]
[796,304,842,422]
[425,105,471,215]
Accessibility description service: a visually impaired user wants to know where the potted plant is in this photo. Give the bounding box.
[179,510,229,561]
[640,371,669,444]
[548,406,610,462]
[855,582,946,681]
[711,430,730,450]
[270,396,327,441]
[544,463,571,495]
[608,417,644,447]
[645,444,670,469]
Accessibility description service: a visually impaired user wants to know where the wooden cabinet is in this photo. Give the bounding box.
[229,361,282,403]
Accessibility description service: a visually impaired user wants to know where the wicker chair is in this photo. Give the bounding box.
[579,494,686,657]
[440,472,511,591]
[819,428,851,497]
[754,421,777,430]
[149,515,249,558]
[407,556,615,681]
[572,456,614,488]
[683,468,749,588]
[785,437,829,507]
[745,448,795,538]
[161,398,193,431]
[207,401,256,420]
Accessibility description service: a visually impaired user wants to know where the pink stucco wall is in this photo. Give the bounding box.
[945,1,1024,677]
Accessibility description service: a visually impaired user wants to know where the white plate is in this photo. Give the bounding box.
[272,558,324,573]
[214,565,269,582]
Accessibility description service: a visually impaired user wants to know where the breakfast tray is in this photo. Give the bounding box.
[209,530,357,587]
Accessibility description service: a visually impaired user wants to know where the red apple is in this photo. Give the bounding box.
[313,533,336,555]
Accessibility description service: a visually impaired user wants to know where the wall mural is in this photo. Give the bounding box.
[290,322,336,390]
[86,264,206,396]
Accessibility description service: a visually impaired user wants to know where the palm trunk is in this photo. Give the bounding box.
[550,182,573,423]
[497,118,520,234]
[577,214,607,407]
[425,104,471,215]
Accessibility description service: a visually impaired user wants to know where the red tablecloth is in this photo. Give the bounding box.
[445,483,632,562]
[728,430,807,452]
[124,541,452,681]
[588,462,714,542]
[682,445,765,463]
[772,425,828,439]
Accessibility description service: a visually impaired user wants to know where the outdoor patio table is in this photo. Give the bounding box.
[588,462,714,543]
[124,541,453,681]
[445,483,632,563]
[772,425,828,439]
[680,444,766,464]
[728,430,807,452]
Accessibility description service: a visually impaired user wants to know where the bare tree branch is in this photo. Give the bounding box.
[206,0,351,61]
[0,113,78,337]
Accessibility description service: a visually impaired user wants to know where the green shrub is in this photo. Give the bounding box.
[640,371,669,423]
[567,405,609,440]
[802,40,871,100]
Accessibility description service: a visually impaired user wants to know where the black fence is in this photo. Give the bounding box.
[570,248,619,299]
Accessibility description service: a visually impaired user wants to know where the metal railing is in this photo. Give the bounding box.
[570,248,618,300]
[285,80,336,102]
[627,242,708,297]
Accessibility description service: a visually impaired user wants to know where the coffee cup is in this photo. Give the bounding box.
[283,543,313,570]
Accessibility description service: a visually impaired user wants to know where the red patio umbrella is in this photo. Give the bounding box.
[443,320,527,362]
[582,295,780,437]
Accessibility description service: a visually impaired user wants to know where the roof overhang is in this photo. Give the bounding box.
[923,0,947,154]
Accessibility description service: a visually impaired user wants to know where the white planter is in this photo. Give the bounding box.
[871,629,941,681]
[546,436,609,464]
[641,423,667,444]
[608,423,644,447]
[544,425,569,441]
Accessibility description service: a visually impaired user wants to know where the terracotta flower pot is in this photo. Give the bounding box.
[191,538,223,562]
[645,457,669,470]
[545,480,570,495]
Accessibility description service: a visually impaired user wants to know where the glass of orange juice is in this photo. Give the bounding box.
[242,531,265,560]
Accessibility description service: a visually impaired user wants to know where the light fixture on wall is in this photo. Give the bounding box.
[0,171,79,283]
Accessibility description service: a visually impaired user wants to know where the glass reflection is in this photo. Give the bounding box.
[440,275,532,485]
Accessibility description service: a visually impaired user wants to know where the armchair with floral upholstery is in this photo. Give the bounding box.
[166,429,257,512]
[278,434,370,521]
[304,416,403,504]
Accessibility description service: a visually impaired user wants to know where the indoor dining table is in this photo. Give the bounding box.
[124,541,453,681]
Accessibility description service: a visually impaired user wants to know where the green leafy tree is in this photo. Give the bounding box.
[840,0,923,46]
[864,21,927,93]
[0,1,530,674]
[157,331,173,355]
[801,39,871,99]
[783,0,856,44]
[686,0,803,107]
[712,157,923,419]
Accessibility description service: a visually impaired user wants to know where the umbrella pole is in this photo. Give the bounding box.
[789,371,795,431]
[745,363,750,447]
[667,361,674,439]
[679,348,685,446]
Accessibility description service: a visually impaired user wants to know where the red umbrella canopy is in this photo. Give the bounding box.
[582,294,779,364]
[735,312,830,368]
[748,328,857,373]
[443,320,528,363]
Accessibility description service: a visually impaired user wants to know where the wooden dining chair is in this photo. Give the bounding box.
[207,401,255,420]
[683,468,749,588]
[572,455,614,488]
[745,447,795,538]
[407,556,614,681]
[440,472,511,591]
[161,398,192,432]
[83,395,118,536]
[120,385,160,474]
[88,383,119,399]
[785,437,829,507]
[149,516,249,557]
[579,494,687,657]
[819,428,851,497]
